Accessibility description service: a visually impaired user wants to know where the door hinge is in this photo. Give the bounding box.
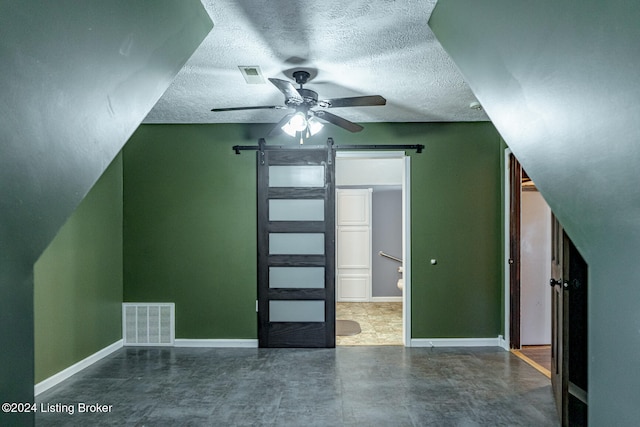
[256,300,259,312]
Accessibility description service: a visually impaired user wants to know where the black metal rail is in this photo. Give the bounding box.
[233,138,424,154]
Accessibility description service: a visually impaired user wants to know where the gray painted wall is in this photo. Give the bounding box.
[0,2,211,425]
[372,186,403,298]
[431,1,640,423]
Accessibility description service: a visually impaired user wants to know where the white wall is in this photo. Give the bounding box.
[336,156,403,186]
[520,191,551,345]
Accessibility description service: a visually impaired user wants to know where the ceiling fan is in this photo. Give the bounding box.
[211,70,386,140]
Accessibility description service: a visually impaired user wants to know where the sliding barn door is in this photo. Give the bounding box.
[257,142,335,347]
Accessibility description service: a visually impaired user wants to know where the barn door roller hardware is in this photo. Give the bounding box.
[233,138,424,155]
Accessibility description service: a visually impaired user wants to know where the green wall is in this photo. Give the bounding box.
[123,125,258,339]
[410,124,503,338]
[34,154,123,383]
[123,122,503,340]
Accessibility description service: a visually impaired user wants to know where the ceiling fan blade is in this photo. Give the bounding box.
[268,78,303,103]
[268,113,295,136]
[211,105,287,112]
[319,95,386,108]
[313,110,363,133]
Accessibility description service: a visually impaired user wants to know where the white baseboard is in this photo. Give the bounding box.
[498,335,509,351]
[35,339,123,396]
[371,296,403,302]
[410,337,502,348]
[174,339,258,348]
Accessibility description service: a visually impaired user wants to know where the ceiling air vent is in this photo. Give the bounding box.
[238,66,266,84]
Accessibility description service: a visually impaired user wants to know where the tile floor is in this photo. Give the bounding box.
[35,346,558,426]
[336,302,403,346]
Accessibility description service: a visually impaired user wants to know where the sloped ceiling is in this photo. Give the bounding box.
[429,1,640,424]
[0,0,212,421]
[145,0,489,124]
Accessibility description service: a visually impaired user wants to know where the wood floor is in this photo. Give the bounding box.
[512,345,551,378]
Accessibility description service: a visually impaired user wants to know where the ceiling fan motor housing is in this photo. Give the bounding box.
[292,70,311,85]
[291,88,318,108]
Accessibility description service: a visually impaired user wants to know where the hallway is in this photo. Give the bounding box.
[36,346,558,426]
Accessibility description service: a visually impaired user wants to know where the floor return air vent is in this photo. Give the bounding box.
[122,303,175,346]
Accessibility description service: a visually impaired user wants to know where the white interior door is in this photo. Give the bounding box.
[336,188,371,302]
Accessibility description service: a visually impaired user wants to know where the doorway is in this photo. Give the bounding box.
[334,151,410,346]
[505,149,589,424]
[505,151,552,372]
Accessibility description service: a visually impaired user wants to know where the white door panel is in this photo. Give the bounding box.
[336,189,372,302]
[338,275,369,301]
[337,189,371,225]
[337,227,370,269]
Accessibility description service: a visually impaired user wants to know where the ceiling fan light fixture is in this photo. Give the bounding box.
[289,112,308,131]
[281,122,298,137]
[307,117,324,136]
[282,111,308,136]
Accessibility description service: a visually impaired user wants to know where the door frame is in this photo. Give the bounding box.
[335,150,412,346]
[403,155,412,347]
[508,150,522,349]
[503,148,513,349]
[505,149,554,351]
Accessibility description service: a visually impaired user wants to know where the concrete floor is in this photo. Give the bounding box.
[36,346,559,426]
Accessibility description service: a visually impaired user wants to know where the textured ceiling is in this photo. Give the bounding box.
[144,0,489,124]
